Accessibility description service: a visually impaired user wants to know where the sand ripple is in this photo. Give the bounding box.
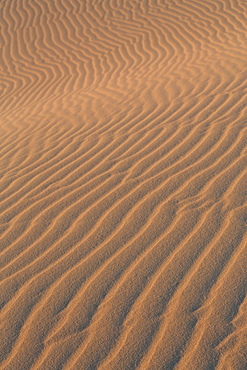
[1,0,247,369]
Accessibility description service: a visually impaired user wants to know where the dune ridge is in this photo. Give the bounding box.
[1,0,247,369]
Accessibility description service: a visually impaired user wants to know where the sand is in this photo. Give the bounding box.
[0,0,247,369]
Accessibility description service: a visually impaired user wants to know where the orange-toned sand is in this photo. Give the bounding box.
[1,0,247,369]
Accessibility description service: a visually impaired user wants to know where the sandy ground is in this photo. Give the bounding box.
[1,0,247,369]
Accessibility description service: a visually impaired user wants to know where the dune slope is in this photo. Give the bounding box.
[1,0,247,369]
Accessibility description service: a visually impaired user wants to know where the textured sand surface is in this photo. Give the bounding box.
[1,0,247,369]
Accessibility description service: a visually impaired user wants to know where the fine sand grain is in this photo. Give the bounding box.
[1,0,247,369]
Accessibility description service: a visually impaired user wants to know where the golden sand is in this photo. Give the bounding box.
[1,0,247,369]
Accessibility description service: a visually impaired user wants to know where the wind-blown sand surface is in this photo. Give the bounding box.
[1,0,247,369]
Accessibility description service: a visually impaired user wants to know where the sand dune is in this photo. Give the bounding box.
[1,0,247,369]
